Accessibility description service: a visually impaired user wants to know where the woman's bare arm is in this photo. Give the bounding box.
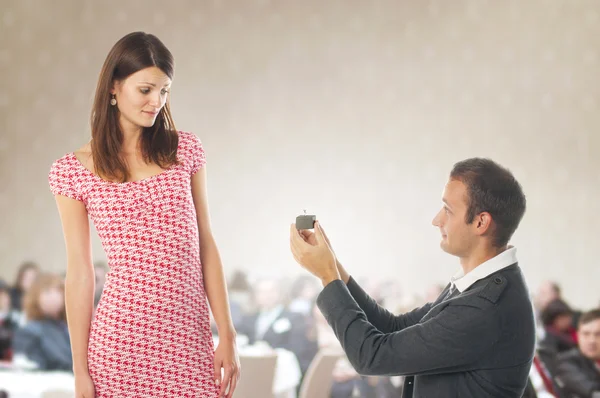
[54,195,95,376]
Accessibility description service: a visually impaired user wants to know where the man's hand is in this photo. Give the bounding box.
[290,221,341,286]
[295,222,351,284]
[299,224,350,284]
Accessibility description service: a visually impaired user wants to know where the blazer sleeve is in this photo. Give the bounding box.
[346,276,434,333]
[317,280,500,376]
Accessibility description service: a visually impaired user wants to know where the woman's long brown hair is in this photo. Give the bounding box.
[13,261,39,292]
[23,273,67,322]
[91,32,179,182]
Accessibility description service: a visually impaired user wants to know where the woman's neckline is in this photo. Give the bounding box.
[69,152,174,185]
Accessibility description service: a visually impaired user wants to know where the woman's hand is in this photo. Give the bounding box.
[214,336,241,398]
[74,372,95,398]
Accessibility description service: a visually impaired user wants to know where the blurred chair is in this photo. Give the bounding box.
[233,354,278,398]
[299,349,343,398]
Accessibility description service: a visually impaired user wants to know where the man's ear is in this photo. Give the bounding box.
[475,212,493,236]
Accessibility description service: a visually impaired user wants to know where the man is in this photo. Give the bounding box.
[534,281,582,342]
[554,309,600,397]
[538,298,578,375]
[535,281,562,312]
[290,158,536,397]
[237,278,318,375]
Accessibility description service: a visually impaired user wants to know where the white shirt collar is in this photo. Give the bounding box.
[451,246,518,293]
[256,305,284,340]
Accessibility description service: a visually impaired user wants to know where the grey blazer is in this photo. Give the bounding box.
[316,263,536,398]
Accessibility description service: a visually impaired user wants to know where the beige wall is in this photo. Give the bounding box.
[1,0,599,308]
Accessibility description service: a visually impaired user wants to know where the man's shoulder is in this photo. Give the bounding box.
[459,273,511,306]
[467,263,528,305]
[557,347,583,362]
[476,273,510,304]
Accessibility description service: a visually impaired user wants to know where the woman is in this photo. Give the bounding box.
[49,32,239,397]
[12,273,72,370]
[10,261,39,313]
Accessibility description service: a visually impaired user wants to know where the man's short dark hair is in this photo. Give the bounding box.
[578,309,600,329]
[450,158,526,248]
[549,282,561,296]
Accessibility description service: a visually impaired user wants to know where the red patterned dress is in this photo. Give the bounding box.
[49,131,219,397]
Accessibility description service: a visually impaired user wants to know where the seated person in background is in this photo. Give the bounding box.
[0,280,19,361]
[288,275,321,316]
[535,282,582,336]
[555,309,600,398]
[534,281,561,314]
[12,273,72,371]
[310,300,401,398]
[540,299,578,357]
[227,270,254,329]
[9,261,39,314]
[534,280,562,341]
[238,277,318,375]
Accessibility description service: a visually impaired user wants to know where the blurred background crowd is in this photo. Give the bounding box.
[1,262,599,397]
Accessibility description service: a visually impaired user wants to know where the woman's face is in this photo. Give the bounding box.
[20,268,38,291]
[39,287,65,319]
[111,66,172,132]
[553,314,574,332]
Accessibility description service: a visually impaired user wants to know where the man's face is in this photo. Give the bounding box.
[254,280,281,311]
[432,179,477,258]
[536,281,560,309]
[578,319,600,360]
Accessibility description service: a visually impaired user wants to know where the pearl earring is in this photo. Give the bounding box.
[110,95,117,106]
